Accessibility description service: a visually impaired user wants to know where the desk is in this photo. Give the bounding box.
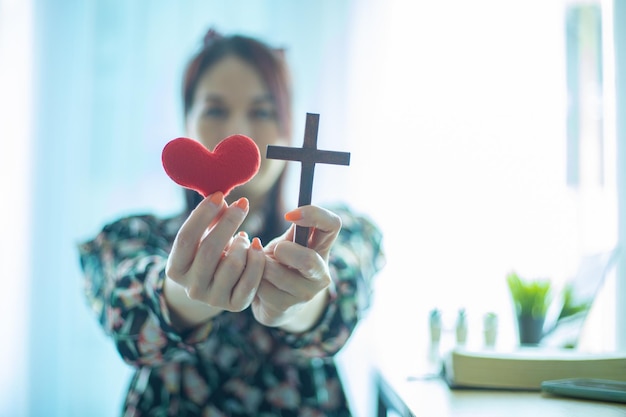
[376,368,626,417]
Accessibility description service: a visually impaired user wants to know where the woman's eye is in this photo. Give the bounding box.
[203,107,227,118]
[250,108,276,120]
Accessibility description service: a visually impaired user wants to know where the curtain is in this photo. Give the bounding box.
[0,1,34,416]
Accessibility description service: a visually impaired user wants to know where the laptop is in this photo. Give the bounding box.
[540,247,620,349]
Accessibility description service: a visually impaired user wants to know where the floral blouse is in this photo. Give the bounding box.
[78,204,384,417]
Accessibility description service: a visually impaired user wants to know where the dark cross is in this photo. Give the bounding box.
[266,113,351,246]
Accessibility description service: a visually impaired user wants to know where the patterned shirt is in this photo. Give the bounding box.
[78,204,384,417]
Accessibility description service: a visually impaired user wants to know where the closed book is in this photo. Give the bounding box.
[443,348,626,391]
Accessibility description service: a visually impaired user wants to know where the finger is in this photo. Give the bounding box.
[203,198,250,249]
[167,192,226,280]
[204,232,249,308]
[284,206,341,255]
[261,224,295,256]
[273,241,329,281]
[255,274,299,313]
[229,237,265,310]
[262,256,328,301]
[190,198,250,292]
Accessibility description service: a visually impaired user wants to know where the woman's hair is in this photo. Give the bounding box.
[181,29,291,241]
[182,29,292,137]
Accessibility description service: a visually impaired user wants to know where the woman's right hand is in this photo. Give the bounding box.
[164,192,266,329]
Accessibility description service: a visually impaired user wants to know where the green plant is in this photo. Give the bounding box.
[506,272,552,318]
[558,282,592,320]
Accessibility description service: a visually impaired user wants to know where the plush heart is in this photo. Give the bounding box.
[162,135,261,197]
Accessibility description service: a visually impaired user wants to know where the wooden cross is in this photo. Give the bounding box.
[266,113,351,246]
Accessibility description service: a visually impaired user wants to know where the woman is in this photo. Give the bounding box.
[79,29,384,416]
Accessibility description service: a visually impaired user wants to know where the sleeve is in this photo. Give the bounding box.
[269,204,385,358]
[78,216,213,368]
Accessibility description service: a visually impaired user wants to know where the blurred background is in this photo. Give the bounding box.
[1,0,625,416]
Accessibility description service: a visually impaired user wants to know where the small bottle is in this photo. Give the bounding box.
[483,312,498,348]
[429,308,442,345]
[428,308,443,368]
[455,308,468,345]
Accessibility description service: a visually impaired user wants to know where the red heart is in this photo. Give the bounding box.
[162,135,260,197]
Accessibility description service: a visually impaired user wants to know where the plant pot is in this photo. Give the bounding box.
[517,314,545,345]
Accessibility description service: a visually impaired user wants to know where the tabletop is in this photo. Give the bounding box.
[376,367,626,417]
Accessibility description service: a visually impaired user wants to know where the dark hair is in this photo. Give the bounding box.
[182,30,292,137]
[181,30,290,242]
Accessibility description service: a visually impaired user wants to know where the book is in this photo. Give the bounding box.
[443,348,626,391]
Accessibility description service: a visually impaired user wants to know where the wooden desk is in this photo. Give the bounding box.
[376,368,626,417]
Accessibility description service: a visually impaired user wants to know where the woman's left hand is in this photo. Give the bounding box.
[251,205,342,333]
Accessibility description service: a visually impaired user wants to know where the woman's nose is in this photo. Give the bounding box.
[225,114,252,138]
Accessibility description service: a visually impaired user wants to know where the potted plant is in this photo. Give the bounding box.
[506,272,552,345]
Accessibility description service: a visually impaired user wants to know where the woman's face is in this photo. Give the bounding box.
[186,55,288,200]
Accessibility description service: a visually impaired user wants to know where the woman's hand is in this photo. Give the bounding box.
[252,205,342,333]
[164,192,266,330]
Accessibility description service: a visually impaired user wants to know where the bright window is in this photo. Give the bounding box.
[341,0,618,362]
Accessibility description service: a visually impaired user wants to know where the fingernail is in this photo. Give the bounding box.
[284,208,302,222]
[238,231,248,239]
[208,191,224,206]
[232,197,249,211]
[251,237,263,250]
